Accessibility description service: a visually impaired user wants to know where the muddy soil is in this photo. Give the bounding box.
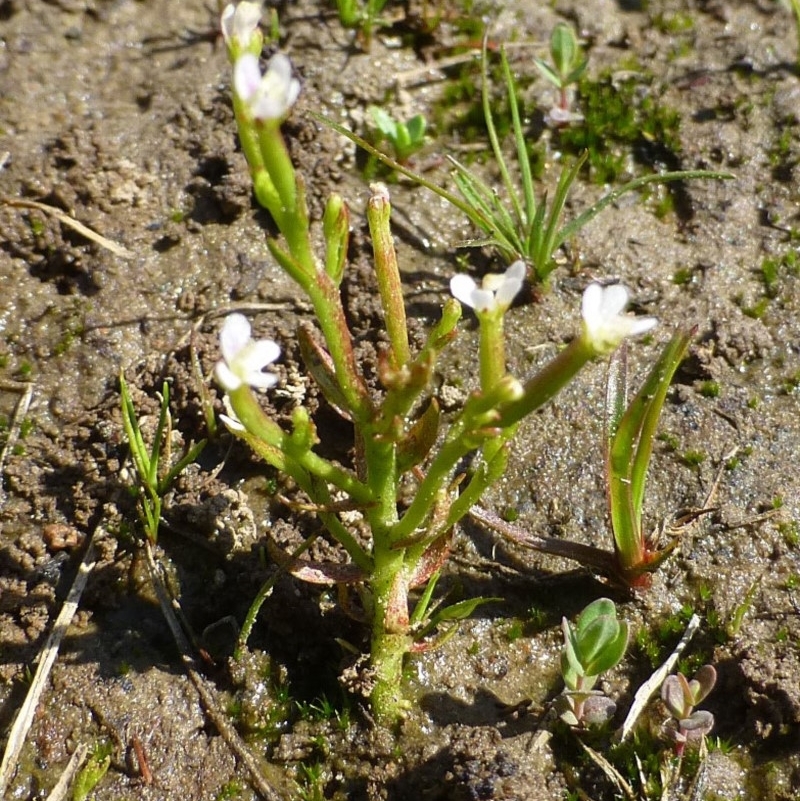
[1,0,800,799]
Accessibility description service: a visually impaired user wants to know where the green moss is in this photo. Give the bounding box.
[653,10,695,35]
[698,380,720,398]
[680,449,706,467]
[215,781,245,801]
[672,267,694,285]
[778,520,799,548]
[783,573,800,590]
[556,69,682,186]
[28,216,46,237]
[504,620,524,642]
[657,432,680,451]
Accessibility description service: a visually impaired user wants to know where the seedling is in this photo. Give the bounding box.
[119,373,206,543]
[333,0,389,49]
[605,332,693,587]
[533,22,587,124]
[661,665,716,756]
[368,106,427,164]
[558,598,629,726]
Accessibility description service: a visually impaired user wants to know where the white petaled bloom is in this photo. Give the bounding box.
[581,283,658,355]
[220,2,263,49]
[215,313,281,391]
[234,53,301,121]
[450,260,527,314]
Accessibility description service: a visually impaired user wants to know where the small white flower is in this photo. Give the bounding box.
[214,313,281,391]
[234,53,301,121]
[221,2,263,49]
[581,283,657,355]
[450,260,526,314]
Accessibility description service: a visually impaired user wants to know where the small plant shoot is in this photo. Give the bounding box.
[533,22,588,125]
[558,598,629,726]
[661,664,717,756]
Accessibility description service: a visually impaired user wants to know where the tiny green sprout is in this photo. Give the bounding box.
[558,598,629,727]
[661,664,716,756]
[73,739,113,801]
[726,576,761,638]
[533,22,588,123]
[368,106,427,164]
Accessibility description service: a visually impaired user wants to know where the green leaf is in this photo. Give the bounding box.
[550,23,579,77]
[73,742,112,801]
[406,114,427,143]
[608,331,692,574]
[533,58,563,89]
[369,106,397,139]
[556,169,733,251]
[584,619,629,676]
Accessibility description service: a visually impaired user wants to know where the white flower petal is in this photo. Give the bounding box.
[629,317,658,336]
[452,262,526,315]
[235,53,300,121]
[220,4,236,41]
[233,2,263,41]
[247,371,279,390]
[234,53,262,103]
[219,313,252,363]
[214,361,243,392]
[470,288,496,313]
[494,260,526,308]
[600,284,629,318]
[221,2,263,47]
[220,413,246,432]
[239,339,281,373]
[450,274,478,308]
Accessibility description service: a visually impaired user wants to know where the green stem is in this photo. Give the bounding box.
[367,188,410,368]
[254,124,316,271]
[361,432,411,726]
[497,335,596,427]
[228,386,373,505]
[477,312,506,392]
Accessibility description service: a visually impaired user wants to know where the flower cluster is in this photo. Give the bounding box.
[222,2,301,122]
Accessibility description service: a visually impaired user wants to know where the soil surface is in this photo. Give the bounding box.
[2,0,800,799]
